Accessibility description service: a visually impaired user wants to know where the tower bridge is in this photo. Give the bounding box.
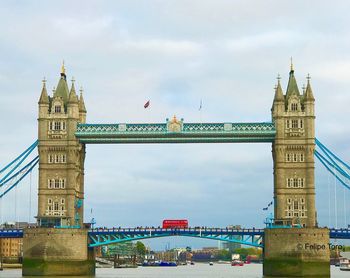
[1,63,349,276]
[37,63,316,229]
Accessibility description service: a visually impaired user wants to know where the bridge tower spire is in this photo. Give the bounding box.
[272,64,316,228]
[37,65,86,228]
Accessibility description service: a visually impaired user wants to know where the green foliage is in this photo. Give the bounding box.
[217,249,231,261]
[343,246,350,252]
[135,241,147,256]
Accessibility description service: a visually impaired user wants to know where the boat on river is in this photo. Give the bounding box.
[340,259,350,271]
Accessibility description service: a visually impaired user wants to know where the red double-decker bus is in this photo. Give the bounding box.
[162,219,188,229]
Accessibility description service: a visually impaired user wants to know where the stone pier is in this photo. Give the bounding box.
[263,228,330,277]
[22,228,95,276]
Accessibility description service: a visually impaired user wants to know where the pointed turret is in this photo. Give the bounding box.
[79,87,87,113]
[68,78,79,103]
[286,59,300,98]
[79,87,87,123]
[38,78,49,104]
[304,74,315,101]
[272,75,285,118]
[54,62,69,103]
[273,75,284,102]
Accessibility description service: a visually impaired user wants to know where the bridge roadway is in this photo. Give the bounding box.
[0,227,349,248]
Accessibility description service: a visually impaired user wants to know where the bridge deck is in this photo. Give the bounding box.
[75,122,276,144]
[0,227,350,247]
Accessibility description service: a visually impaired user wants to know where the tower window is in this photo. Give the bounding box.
[286,154,291,162]
[60,179,65,189]
[286,120,290,129]
[54,122,61,130]
[291,103,298,111]
[54,105,61,113]
[294,200,299,210]
[54,180,60,189]
[48,154,54,163]
[300,120,303,129]
[292,120,298,128]
[293,179,298,187]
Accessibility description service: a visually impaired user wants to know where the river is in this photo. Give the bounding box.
[0,264,348,277]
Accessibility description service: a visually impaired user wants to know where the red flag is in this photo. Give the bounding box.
[144,100,150,108]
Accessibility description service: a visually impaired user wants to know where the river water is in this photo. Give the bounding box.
[0,264,348,277]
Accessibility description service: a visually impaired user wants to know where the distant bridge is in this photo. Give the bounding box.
[2,227,350,248]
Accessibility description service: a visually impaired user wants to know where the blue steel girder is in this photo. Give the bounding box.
[329,228,350,239]
[1,228,350,243]
[75,122,276,144]
[0,229,23,238]
[88,228,264,248]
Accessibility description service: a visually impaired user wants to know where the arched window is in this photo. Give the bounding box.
[286,120,290,128]
[293,153,297,162]
[60,179,65,189]
[54,180,59,189]
[54,105,61,113]
[48,154,53,163]
[293,200,299,210]
[292,120,298,128]
[291,103,298,111]
[54,202,59,211]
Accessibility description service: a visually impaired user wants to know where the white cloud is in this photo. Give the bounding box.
[224,31,303,52]
[112,39,204,55]
[312,60,350,83]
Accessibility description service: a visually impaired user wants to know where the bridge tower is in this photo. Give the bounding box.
[37,64,87,228]
[272,64,316,227]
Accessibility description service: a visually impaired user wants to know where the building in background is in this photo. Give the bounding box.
[218,225,242,251]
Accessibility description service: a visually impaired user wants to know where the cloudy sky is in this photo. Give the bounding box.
[0,0,350,249]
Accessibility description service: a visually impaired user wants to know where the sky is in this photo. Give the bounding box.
[0,0,350,250]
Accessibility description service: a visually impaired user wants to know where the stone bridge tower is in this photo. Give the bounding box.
[271,64,316,227]
[37,64,87,227]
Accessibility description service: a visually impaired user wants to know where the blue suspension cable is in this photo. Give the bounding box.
[315,139,350,172]
[0,141,38,185]
[315,147,350,181]
[0,158,39,199]
[0,140,38,174]
[315,151,350,191]
[0,156,39,187]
